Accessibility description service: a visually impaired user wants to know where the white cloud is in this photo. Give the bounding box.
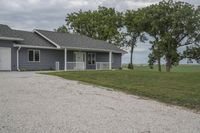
[28,0,40,5]
[69,0,89,7]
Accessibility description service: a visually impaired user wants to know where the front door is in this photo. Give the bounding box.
[74,52,86,70]
[0,47,11,71]
[87,53,96,69]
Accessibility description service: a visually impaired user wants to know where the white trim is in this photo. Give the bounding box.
[84,52,86,69]
[33,30,61,48]
[13,44,60,50]
[64,48,67,71]
[28,49,40,62]
[17,46,21,71]
[66,46,126,54]
[13,45,126,54]
[109,51,112,70]
[0,37,23,41]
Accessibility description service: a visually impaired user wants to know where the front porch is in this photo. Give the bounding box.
[63,49,113,71]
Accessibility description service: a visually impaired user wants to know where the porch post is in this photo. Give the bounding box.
[64,48,67,71]
[109,51,112,70]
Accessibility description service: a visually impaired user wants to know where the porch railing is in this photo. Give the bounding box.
[65,62,110,70]
[96,62,109,70]
[66,62,85,70]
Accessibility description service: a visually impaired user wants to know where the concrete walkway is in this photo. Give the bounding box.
[0,72,200,133]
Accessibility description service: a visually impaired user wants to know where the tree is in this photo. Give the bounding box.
[140,0,200,72]
[123,10,146,69]
[148,52,157,69]
[66,6,123,46]
[137,1,174,72]
[54,25,69,33]
[184,46,200,63]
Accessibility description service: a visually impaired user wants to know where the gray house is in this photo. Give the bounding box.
[0,24,126,71]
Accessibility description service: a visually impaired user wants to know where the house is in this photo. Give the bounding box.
[0,24,126,71]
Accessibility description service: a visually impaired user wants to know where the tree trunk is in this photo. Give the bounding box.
[158,57,161,72]
[130,45,134,65]
[166,57,171,72]
[129,45,134,69]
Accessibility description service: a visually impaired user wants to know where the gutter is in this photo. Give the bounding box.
[16,46,21,71]
[13,44,127,54]
[13,44,59,50]
[0,37,24,41]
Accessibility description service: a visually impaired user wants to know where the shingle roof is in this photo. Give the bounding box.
[0,24,126,53]
[35,30,126,53]
[0,24,23,40]
[13,30,56,48]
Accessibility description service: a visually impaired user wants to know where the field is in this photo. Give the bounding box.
[45,65,200,110]
[127,64,200,72]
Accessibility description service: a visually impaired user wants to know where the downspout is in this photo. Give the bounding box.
[17,46,21,71]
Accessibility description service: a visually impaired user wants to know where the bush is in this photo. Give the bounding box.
[128,64,134,69]
[119,67,122,70]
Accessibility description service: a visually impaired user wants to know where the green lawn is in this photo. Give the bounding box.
[45,65,200,110]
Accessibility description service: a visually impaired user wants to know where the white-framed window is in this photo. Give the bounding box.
[28,50,40,62]
[88,53,96,65]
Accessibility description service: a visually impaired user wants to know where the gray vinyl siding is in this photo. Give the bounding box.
[0,40,17,70]
[0,40,122,71]
[19,48,65,70]
[96,52,109,62]
[112,53,122,69]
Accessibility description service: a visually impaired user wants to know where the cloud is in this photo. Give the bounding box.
[0,0,164,30]
[69,0,89,7]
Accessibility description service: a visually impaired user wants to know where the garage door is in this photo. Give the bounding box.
[0,47,11,71]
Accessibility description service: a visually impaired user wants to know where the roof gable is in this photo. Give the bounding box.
[35,29,126,53]
[0,24,23,41]
[13,30,56,48]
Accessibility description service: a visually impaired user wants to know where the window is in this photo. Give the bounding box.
[35,50,40,62]
[88,53,96,65]
[28,50,40,62]
[29,50,34,61]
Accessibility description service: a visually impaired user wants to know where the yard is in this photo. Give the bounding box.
[46,65,200,110]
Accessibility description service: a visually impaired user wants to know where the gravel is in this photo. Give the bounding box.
[0,72,200,133]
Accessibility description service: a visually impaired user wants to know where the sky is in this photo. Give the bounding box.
[0,0,199,64]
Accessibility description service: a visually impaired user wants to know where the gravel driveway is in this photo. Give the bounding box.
[0,72,200,133]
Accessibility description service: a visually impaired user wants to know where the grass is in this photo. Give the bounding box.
[44,65,200,110]
[126,64,200,72]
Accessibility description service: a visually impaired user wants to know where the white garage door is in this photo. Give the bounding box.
[0,47,11,71]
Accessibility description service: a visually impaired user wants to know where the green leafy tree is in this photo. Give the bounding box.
[148,52,157,69]
[137,1,174,71]
[123,10,146,69]
[184,46,200,63]
[54,25,69,33]
[140,0,200,72]
[66,6,123,46]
